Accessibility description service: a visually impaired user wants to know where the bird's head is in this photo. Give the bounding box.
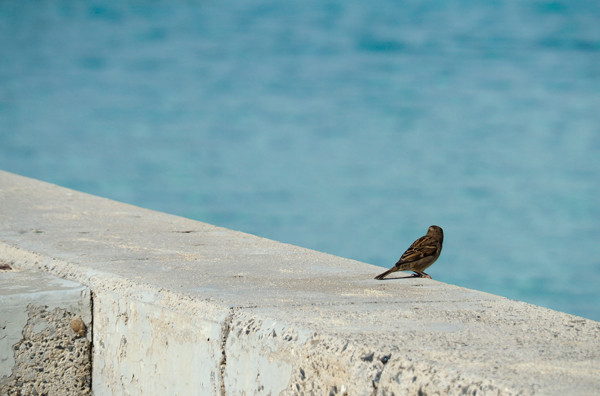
[428,225,443,242]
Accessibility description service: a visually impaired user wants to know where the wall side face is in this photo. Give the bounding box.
[0,269,92,395]
[223,311,384,396]
[1,170,600,395]
[91,289,228,396]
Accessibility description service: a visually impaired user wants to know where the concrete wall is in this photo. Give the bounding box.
[1,170,599,395]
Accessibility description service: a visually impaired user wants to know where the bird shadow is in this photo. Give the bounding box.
[377,275,426,280]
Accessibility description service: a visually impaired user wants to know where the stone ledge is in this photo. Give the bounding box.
[1,170,599,395]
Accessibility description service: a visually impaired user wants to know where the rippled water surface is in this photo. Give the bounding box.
[1,1,599,320]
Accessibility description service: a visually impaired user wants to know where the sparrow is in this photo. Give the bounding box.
[374,225,443,280]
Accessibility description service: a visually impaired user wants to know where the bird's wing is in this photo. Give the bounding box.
[397,235,438,263]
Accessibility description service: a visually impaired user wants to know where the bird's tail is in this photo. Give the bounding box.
[374,267,397,280]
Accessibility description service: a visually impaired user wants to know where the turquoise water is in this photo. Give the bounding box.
[1,1,599,320]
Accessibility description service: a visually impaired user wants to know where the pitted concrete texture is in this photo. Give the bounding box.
[1,170,600,395]
[0,267,91,395]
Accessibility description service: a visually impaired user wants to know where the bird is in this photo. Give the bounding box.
[374,225,443,280]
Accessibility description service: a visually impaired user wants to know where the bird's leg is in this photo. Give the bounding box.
[412,272,432,279]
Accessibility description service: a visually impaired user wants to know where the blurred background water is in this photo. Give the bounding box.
[1,1,599,320]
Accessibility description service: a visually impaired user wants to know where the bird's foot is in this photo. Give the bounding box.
[412,272,432,279]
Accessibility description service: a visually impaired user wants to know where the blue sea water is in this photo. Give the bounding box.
[1,1,599,320]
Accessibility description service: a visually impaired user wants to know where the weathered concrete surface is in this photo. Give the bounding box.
[1,170,599,395]
[0,266,91,395]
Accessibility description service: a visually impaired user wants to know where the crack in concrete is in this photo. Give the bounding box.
[219,308,235,396]
[370,354,391,396]
[373,369,384,393]
[89,290,95,394]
